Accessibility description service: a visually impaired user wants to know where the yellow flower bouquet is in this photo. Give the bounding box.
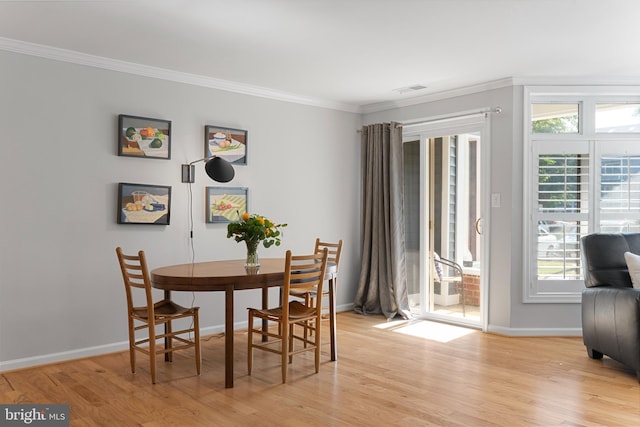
[227,212,287,268]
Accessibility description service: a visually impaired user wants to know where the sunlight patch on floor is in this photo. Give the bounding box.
[373,319,411,330]
[374,319,475,343]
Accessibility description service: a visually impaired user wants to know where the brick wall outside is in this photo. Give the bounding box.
[458,272,480,306]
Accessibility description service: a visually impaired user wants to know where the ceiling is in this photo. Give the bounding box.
[2,0,640,112]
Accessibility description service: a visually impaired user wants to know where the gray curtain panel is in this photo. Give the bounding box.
[354,122,410,320]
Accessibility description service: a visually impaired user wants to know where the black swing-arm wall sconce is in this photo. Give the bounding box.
[181,156,235,183]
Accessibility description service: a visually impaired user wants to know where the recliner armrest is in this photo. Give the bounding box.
[582,287,640,375]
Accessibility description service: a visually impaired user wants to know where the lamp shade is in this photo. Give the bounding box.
[205,156,235,183]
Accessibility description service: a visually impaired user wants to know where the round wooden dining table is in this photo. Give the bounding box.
[150,258,337,388]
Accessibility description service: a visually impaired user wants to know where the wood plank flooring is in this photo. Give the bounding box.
[1,311,639,426]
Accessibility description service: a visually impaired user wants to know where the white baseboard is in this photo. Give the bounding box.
[488,325,583,337]
[0,341,130,373]
[0,305,357,372]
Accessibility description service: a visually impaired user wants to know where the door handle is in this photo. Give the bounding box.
[475,218,483,235]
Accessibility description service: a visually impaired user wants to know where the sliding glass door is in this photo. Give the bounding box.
[403,114,489,329]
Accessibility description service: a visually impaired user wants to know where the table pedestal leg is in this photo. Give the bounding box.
[225,285,234,388]
[164,290,171,362]
[328,277,337,361]
[262,286,269,342]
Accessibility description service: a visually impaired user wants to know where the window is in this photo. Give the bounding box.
[598,151,640,233]
[595,104,640,133]
[532,145,589,295]
[525,88,640,302]
[531,103,579,134]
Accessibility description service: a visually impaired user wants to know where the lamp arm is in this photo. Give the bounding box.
[181,155,234,183]
[182,156,216,182]
[187,155,217,166]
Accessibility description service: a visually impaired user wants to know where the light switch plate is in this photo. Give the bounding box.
[491,193,501,208]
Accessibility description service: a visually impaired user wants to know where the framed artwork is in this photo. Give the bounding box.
[118,114,171,159]
[206,186,248,223]
[117,183,171,225]
[204,125,247,165]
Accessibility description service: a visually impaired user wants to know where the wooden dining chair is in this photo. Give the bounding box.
[115,247,201,384]
[310,238,342,310]
[247,248,328,383]
[290,239,342,343]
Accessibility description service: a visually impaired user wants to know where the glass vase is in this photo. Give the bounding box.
[245,240,260,273]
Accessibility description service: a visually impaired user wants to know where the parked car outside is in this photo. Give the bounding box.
[538,224,559,257]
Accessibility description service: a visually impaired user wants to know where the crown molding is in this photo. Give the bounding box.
[0,37,361,113]
[360,78,516,114]
[361,76,640,114]
[10,36,638,116]
[512,76,640,88]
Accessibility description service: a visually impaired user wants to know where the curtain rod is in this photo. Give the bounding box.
[356,107,502,133]
[400,107,502,129]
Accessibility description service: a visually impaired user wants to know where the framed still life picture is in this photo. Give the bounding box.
[118,114,171,159]
[206,186,248,223]
[117,183,171,225]
[204,125,247,165]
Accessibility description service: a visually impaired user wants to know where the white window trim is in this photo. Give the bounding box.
[523,85,640,303]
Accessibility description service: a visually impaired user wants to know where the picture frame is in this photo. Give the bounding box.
[118,114,171,159]
[117,183,171,225]
[206,186,248,223]
[204,125,247,165]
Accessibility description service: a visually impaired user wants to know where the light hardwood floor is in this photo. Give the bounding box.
[1,311,639,426]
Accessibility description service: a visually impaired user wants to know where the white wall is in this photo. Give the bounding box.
[0,51,362,369]
[0,49,587,371]
[363,87,582,335]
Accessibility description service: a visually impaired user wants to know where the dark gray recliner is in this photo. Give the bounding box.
[581,233,640,379]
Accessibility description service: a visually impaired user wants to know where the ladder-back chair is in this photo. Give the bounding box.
[116,247,201,383]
